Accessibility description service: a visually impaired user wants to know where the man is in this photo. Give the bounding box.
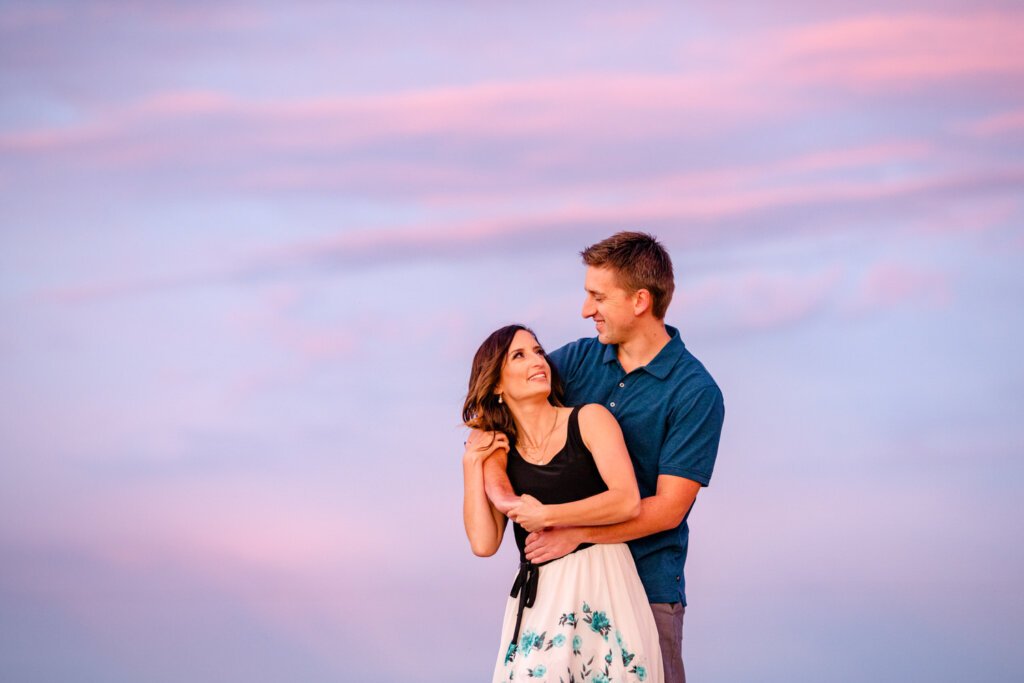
[483,231,724,683]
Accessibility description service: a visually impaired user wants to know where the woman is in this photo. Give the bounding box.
[463,324,663,683]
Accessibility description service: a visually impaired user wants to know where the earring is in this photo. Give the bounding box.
[498,394,503,404]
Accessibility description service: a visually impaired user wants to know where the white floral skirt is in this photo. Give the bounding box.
[492,543,663,683]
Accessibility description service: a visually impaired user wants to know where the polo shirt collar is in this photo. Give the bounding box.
[601,325,686,379]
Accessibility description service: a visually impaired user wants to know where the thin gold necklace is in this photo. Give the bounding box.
[518,409,561,465]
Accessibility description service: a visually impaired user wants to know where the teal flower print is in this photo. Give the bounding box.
[504,642,517,664]
[572,635,582,655]
[591,673,610,683]
[528,664,547,677]
[552,634,566,647]
[519,630,546,658]
[618,631,635,667]
[518,630,536,657]
[634,664,647,681]
[587,610,612,639]
[605,649,613,665]
[559,612,577,627]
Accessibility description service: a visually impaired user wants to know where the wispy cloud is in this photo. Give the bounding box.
[965,108,1024,137]
[679,265,846,333]
[772,12,1024,88]
[37,162,1023,303]
[845,261,952,314]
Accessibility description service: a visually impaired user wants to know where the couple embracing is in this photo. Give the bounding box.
[462,232,725,683]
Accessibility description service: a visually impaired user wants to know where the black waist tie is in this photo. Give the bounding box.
[504,542,594,662]
[508,560,539,653]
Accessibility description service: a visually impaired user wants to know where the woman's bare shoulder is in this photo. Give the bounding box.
[577,403,617,430]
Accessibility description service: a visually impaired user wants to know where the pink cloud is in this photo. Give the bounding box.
[3,475,460,677]
[131,89,239,117]
[582,6,667,32]
[4,8,1018,180]
[774,13,1024,88]
[126,3,270,30]
[0,3,66,29]
[3,10,1021,171]
[37,161,1023,305]
[965,108,1024,137]
[0,71,779,163]
[846,262,952,313]
[777,140,932,175]
[906,196,1020,236]
[679,266,845,333]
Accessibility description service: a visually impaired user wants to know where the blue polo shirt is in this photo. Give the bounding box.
[548,326,724,604]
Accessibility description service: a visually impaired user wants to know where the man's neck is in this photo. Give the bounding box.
[616,322,671,374]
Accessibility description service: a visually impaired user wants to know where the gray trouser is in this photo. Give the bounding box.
[650,602,685,683]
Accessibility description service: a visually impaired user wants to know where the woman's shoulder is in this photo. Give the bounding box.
[576,403,616,428]
[574,404,624,453]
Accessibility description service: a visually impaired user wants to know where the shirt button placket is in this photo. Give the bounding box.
[610,378,625,410]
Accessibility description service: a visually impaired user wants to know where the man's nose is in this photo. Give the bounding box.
[581,298,595,318]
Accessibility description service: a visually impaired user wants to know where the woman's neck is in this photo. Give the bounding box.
[507,397,559,445]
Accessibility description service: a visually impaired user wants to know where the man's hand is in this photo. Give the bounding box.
[524,527,583,564]
[506,494,548,532]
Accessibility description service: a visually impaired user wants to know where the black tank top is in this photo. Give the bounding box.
[506,405,607,562]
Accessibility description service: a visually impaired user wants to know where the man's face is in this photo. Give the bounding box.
[581,266,635,345]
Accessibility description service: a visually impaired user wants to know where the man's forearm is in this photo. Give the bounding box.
[482,451,518,514]
[578,492,692,544]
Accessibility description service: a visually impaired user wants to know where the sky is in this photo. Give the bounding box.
[1,1,1023,681]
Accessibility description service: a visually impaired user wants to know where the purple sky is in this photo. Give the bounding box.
[2,2,1023,682]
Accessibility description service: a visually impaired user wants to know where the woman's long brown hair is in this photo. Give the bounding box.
[462,324,565,441]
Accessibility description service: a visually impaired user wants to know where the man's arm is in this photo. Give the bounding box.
[524,474,700,563]
[482,445,519,514]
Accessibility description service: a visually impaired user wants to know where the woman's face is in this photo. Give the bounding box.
[495,329,552,403]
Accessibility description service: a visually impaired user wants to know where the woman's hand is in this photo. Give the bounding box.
[463,429,509,466]
[507,494,549,532]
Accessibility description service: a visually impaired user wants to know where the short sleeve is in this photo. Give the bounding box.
[548,338,585,387]
[658,384,725,486]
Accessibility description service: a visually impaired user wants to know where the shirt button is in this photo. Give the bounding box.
[619,382,625,388]
[675,576,681,581]
[609,402,616,408]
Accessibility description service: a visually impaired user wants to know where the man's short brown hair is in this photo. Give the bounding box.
[581,231,675,319]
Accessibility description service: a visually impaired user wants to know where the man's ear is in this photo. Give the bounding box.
[633,288,652,316]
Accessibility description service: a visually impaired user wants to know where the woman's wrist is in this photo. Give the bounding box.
[463,449,486,468]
